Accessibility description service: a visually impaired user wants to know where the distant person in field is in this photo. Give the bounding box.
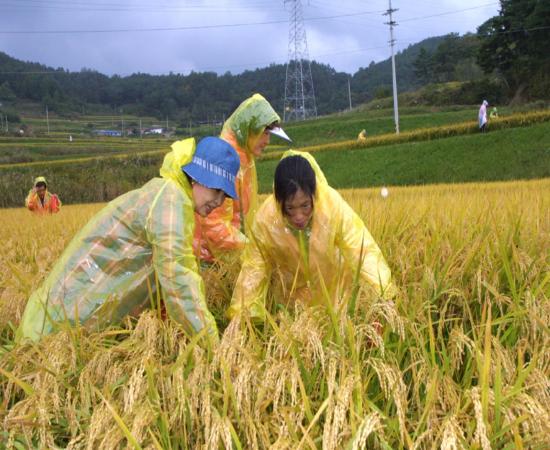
[490,106,499,119]
[478,100,489,132]
[25,176,61,214]
[194,93,292,263]
[357,129,368,142]
[227,151,395,322]
[16,137,240,344]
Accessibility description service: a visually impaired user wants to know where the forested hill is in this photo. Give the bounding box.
[352,36,445,104]
[0,35,448,120]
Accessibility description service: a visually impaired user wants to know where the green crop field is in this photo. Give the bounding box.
[0,107,548,208]
[257,121,550,192]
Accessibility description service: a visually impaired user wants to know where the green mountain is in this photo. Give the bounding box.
[0,34,492,122]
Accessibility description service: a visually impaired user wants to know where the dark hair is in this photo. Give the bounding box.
[35,182,47,188]
[274,155,316,211]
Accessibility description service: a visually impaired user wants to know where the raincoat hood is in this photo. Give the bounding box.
[34,176,47,186]
[279,149,329,197]
[159,138,195,190]
[222,93,281,154]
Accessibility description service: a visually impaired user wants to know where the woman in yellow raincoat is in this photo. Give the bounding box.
[25,176,61,214]
[194,93,291,262]
[16,137,240,343]
[227,150,395,321]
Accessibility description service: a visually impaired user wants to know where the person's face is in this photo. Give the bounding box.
[192,183,226,217]
[35,184,46,199]
[283,188,313,230]
[250,128,271,157]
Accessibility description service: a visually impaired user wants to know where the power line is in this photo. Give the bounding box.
[0,0,275,10]
[0,45,391,76]
[1,20,547,76]
[0,1,277,14]
[400,3,499,23]
[0,9,395,34]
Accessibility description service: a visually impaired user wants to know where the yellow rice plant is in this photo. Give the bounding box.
[0,178,549,448]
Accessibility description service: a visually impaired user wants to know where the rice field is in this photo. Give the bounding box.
[0,179,549,449]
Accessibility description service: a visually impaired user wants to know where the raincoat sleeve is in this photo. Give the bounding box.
[147,182,219,341]
[334,190,395,299]
[50,194,61,213]
[25,189,38,211]
[197,198,247,253]
[227,216,271,321]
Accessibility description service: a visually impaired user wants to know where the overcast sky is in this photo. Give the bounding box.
[0,0,500,76]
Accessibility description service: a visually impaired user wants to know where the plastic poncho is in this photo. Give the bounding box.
[16,138,218,342]
[25,177,61,214]
[479,100,488,128]
[227,150,395,320]
[193,93,280,262]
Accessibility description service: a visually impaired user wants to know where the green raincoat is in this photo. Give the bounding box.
[16,138,217,342]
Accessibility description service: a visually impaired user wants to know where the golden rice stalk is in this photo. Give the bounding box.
[440,416,465,450]
[470,387,491,450]
[350,412,383,450]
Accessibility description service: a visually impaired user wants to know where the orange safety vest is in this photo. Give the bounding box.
[26,191,61,214]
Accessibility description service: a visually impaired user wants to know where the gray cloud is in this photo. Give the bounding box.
[0,0,499,75]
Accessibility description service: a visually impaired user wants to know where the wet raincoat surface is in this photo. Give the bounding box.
[25,177,61,214]
[478,100,488,129]
[194,94,280,261]
[227,150,395,320]
[17,138,218,342]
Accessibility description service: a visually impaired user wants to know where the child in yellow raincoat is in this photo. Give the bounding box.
[194,93,292,262]
[16,137,240,343]
[227,150,395,321]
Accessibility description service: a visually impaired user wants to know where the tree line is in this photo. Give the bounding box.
[0,0,547,124]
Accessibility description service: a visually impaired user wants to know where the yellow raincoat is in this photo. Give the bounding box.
[194,93,281,261]
[228,150,395,320]
[16,138,218,342]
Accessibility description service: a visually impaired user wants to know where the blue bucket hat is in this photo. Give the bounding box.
[182,137,240,199]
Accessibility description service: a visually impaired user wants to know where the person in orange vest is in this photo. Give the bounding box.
[25,176,61,214]
[194,93,292,262]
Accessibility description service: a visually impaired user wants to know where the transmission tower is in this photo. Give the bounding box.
[383,0,400,134]
[283,0,317,122]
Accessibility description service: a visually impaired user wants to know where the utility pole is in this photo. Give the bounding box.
[283,0,317,121]
[139,118,142,138]
[166,116,168,132]
[46,105,50,135]
[347,77,352,110]
[384,0,400,134]
[120,109,124,137]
